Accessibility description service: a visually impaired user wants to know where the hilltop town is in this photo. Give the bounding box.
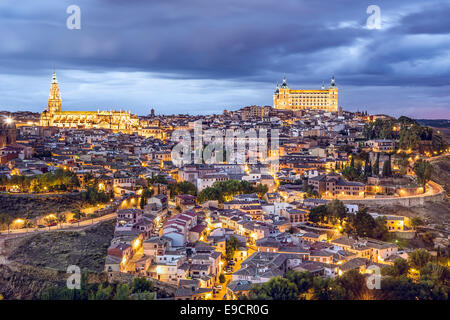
[0,74,448,301]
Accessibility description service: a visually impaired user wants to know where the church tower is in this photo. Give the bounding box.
[274,76,290,109]
[328,74,338,112]
[48,72,62,114]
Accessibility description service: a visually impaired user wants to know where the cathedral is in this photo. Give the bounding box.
[273,75,338,112]
[40,72,140,131]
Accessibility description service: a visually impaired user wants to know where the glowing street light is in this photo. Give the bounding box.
[133,238,141,250]
[4,117,13,125]
[13,218,24,229]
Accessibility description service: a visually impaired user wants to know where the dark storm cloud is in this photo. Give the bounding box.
[398,3,450,35]
[0,0,448,118]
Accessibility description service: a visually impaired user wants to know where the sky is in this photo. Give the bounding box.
[0,0,449,118]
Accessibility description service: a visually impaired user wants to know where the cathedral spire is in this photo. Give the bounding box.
[48,71,62,114]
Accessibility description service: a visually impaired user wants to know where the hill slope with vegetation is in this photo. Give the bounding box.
[7,220,115,272]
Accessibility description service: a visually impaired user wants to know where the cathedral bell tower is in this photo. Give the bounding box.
[48,72,62,114]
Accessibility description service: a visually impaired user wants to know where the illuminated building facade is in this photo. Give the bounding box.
[40,72,140,131]
[273,75,338,112]
[0,118,17,148]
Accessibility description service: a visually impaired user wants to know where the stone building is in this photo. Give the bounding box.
[273,75,338,112]
[40,72,140,131]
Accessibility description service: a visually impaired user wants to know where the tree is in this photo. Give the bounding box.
[362,152,372,180]
[308,205,328,224]
[326,199,347,225]
[420,262,450,285]
[382,155,392,177]
[337,269,367,300]
[139,188,154,209]
[408,249,432,270]
[285,271,314,295]
[410,217,425,229]
[131,291,156,300]
[225,236,239,261]
[383,258,410,277]
[169,181,197,197]
[254,184,269,198]
[197,180,265,203]
[372,153,380,176]
[312,276,346,300]
[303,185,321,199]
[57,212,66,229]
[395,152,410,175]
[23,219,34,232]
[72,209,85,227]
[421,231,436,248]
[131,277,153,293]
[94,284,113,300]
[197,186,221,203]
[148,174,167,185]
[114,284,131,300]
[39,286,80,300]
[379,276,448,300]
[379,277,421,300]
[372,216,390,241]
[413,160,433,192]
[0,214,14,233]
[350,207,376,238]
[249,277,298,300]
[341,166,359,181]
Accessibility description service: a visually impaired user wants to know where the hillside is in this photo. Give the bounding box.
[7,220,115,272]
[430,154,450,195]
[0,263,67,300]
[0,193,86,220]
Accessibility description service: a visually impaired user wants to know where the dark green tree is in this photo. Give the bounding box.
[249,277,298,300]
[408,249,432,270]
[226,236,240,260]
[114,284,131,300]
[413,160,433,193]
[131,277,153,293]
[382,155,392,177]
[373,153,380,176]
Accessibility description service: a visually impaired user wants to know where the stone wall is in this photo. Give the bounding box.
[342,181,445,207]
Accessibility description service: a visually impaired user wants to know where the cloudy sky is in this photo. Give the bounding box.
[0,0,449,118]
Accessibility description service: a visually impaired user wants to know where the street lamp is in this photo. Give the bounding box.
[12,218,24,230]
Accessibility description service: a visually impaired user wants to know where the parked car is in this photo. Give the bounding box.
[47,222,57,227]
[37,225,46,228]
[68,219,78,224]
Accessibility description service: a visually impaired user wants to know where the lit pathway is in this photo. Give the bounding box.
[0,212,116,236]
[320,181,443,201]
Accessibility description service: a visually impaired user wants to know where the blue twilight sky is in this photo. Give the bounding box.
[0,0,449,118]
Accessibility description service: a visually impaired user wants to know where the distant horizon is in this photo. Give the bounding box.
[0,104,448,121]
[1,0,449,119]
